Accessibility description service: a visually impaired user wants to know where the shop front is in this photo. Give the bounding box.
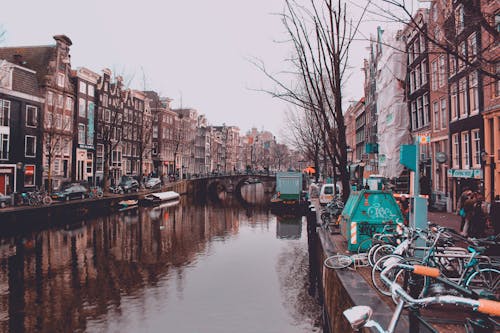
[448,168,483,210]
[0,164,15,195]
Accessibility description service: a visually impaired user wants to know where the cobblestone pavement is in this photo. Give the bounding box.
[427,211,461,232]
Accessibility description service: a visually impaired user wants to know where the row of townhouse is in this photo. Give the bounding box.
[345,0,499,211]
[0,34,286,195]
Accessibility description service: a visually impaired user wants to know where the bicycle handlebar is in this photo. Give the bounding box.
[380,263,500,317]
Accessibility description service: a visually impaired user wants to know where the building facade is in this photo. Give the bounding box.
[0,60,44,194]
[71,67,99,184]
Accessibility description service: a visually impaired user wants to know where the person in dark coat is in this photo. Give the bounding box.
[469,193,487,238]
[490,195,500,235]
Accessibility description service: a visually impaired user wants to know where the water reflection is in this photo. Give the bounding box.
[0,195,321,333]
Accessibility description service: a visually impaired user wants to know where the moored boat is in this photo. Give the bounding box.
[142,191,180,205]
[118,199,138,208]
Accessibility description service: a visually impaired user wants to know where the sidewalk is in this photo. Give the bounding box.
[427,211,461,232]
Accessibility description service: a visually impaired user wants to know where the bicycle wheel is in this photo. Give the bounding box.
[372,244,396,266]
[368,242,382,267]
[391,257,426,304]
[371,254,404,296]
[42,195,52,205]
[320,212,330,225]
[324,254,353,269]
[28,197,35,206]
[465,267,500,300]
[357,238,373,254]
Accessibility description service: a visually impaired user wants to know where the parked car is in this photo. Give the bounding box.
[119,178,139,193]
[0,194,11,208]
[51,184,89,201]
[319,183,340,205]
[145,177,162,189]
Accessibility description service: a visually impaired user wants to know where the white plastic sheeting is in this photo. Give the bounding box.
[376,30,411,179]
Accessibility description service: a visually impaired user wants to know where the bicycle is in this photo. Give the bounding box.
[324,253,369,270]
[88,186,104,199]
[344,263,500,333]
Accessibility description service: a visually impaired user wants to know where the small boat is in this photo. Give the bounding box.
[118,199,138,208]
[142,191,180,205]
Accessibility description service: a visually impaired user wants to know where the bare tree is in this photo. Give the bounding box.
[270,143,290,171]
[362,0,499,81]
[285,106,322,181]
[252,0,368,201]
[44,92,74,191]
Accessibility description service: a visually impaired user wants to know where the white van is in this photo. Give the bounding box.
[319,183,339,205]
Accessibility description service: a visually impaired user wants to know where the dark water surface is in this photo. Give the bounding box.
[0,195,322,333]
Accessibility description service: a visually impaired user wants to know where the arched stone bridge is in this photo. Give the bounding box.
[188,173,276,198]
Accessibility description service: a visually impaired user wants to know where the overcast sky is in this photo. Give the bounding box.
[0,0,421,140]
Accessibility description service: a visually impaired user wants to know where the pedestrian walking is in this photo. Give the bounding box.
[461,192,475,237]
[469,193,487,238]
[457,188,472,233]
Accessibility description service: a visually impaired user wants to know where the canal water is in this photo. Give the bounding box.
[0,192,322,332]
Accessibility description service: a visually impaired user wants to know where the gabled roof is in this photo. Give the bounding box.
[0,45,56,87]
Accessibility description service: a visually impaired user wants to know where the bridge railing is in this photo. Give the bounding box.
[188,171,276,180]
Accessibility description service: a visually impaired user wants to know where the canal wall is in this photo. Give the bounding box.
[306,206,409,333]
[0,181,188,229]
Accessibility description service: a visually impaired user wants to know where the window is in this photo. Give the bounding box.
[112,148,122,167]
[415,65,421,89]
[471,129,480,167]
[408,44,414,64]
[47,91,54,106]
[24,165,35,187]
[411,101,417,130]
[421,59,427,85]
[65,97,73,111]
[57,94,63,108]
[468,33,477,61]
[57,73,65,88]
[449,56,456,76]
[63,139,70,156]
[452,133,459,168]
[79,81,87,94]
[417,97,423,128]
[423,94,429,126]
[469,72,478,114]
[410,70,415,93]
[104,109,111,123]
[78,124,86,144]
[0,99,11,126]
[462,132,470,168]
[54,158,61,175]
[451,83,458,120]
[25,135,36,157]
[458,41,466,70]
[55,114,62,129]
[25,105,38,127]
[438,55,446,88]
[64,115,72,132]
[0,133,8,160]
[459,78,467,118]
[79,98,86,117]
[96,144,104,172]
[455,5,464,33]
[433,101,439,130]
[440,98,447,129]
[431,60,438,91]
[88,85,94,97]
